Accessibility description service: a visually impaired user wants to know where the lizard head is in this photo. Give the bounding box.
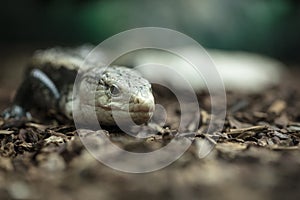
[78,66,155,125]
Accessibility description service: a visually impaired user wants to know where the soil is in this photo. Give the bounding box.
[0,46,300,200]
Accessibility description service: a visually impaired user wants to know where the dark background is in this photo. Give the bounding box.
[0,2,300,200]
[1,0,300,63]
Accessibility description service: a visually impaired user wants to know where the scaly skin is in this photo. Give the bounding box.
[68,66,155,125]
[2,46,155,125]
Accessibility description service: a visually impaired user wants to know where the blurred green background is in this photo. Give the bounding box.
[1,0,300,62]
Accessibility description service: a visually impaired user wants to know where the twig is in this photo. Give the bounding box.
[227,125,268,135]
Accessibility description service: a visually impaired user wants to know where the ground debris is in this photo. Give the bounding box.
[0,67,300,200]
[227,125,268,135]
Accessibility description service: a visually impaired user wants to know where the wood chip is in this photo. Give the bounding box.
[273,131,289,139]
[228,116,252,129]
[44,136,65,144]
[0,130,14,135]
[0,118,4,127]
[25,122,49,131]
[269,145,299,151]
[227,125,268,135]
[216,142,248,152]
[268,100,286,115]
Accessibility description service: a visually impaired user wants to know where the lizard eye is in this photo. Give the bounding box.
[109,84,120,96]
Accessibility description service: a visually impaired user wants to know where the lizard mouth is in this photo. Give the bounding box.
[80,92,155,125]
[81,103,154,125]
[94,104,154,113]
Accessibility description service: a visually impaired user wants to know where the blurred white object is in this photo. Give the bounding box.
[113,47,284,93]
[207,49,284,92]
